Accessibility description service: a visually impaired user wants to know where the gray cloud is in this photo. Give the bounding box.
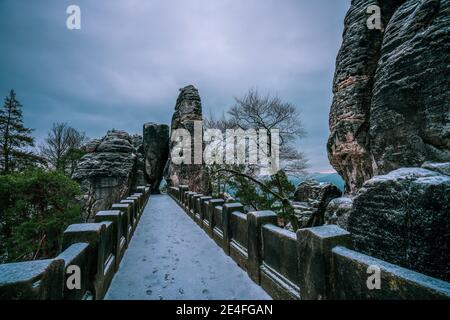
[0,0,350,172]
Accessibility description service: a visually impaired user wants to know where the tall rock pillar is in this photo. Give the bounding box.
[165,85,208,193]
[143,123,169,194]
[327,0,449,194]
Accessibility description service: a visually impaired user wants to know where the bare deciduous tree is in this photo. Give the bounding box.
[204,89,309,230]
[206,89,308,178]
[228,89,305,145]
[40,122,88,174]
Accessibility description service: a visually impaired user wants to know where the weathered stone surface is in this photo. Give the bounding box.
[324,197,353,230]
[421,162,450,176]
[143,123,169,194]
[165,85,208,193]
[328,0,450,193]
[0,259,65,300]
[297,225,351,300]
[73,130,141,221]
[62,221,116,300]
[294,180,342,203]
[289,203,316,231]
[370,0,449,176]
[247,211,278,284]
[260,224,301,300]
[348,167,450,282]
[96,131,134,153]
[331,246,450,300]
[131,134,147,188]
[56,243,91,300]
[292,180,342,228]
[82,138,102,153]
[327,0,396,194]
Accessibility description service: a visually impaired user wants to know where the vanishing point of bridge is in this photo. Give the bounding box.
[105,194,269,300]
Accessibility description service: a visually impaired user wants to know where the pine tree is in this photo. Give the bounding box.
[0,90,35,174]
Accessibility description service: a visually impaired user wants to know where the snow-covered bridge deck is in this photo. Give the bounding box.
[105,194,270,300]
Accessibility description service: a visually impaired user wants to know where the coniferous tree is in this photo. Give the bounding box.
[0,90,35,174]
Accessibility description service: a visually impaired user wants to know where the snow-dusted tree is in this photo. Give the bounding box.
[227,89,308,178]
[204,89,308,230]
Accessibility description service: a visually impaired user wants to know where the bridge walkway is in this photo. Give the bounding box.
[105,194,270,300]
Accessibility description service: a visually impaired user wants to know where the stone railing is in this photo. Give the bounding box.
[0,186,151,300]
[168,186,450,300]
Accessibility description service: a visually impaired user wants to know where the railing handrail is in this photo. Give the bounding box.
[0,186,151,300]
[167,185,450,300]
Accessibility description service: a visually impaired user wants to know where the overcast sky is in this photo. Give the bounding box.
[0,0,350,172]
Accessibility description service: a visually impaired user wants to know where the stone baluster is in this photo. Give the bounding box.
[206,199,225,237]
[222,203,244,255]
[297,225,351,300]
[57,243,90,300]
[0,259,65,300]
[111,203,132,242]
[61,222,115,300]
[95,210,126,270]
[247,211,278,284]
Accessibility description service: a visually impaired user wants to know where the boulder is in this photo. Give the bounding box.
[143,123,169,193]
[294,180,342,203]
[292,180,342,228]
[291,202,318,230]
[165,85,208,193]
[348,167,450,282]
[328,0,450,193]
[324,197,353,230]
[72,130,141,221]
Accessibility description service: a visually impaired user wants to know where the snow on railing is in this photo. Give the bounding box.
[168,186,450,300]
[0,186,151,300]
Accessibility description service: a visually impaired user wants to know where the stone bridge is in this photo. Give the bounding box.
[2,0,450,300]
[1,184,449,300]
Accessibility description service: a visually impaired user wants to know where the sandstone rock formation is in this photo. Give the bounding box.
[143,123,169,193]
[324,197,353,230]
[165,85,208,193]
[292,180,342,228]
[421,161,450,176]
[328,0,450,194]
[73,130,142,221]
[131,134,147,188]
[348,166,450,281]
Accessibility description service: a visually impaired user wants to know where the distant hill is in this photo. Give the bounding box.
[290,172,345,192]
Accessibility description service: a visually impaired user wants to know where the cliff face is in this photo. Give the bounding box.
[328,0,450,194]
[165,85,208,193]
[349,165,450,282]
[327,0,450,281]
[72,130,141,221]
[73,123,171,218]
